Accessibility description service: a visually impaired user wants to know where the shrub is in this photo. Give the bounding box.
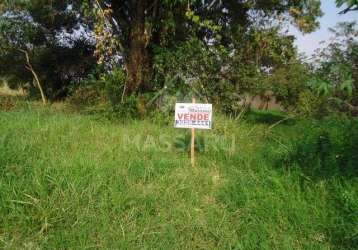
[68,85,106,108]
[149,110,172,126]
[103,68,126,107]
[108,95,140,120]
[282,118,358,178]
[295,90,327,117]
[67,70,107,111]
[0,96,24,111]
[67,68,144,119]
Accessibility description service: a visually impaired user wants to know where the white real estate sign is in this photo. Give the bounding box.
[174,103,212,129]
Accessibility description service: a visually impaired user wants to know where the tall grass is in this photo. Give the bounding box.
[0,106,357,249]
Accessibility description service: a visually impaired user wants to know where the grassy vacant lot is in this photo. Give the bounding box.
[0,104,357,249]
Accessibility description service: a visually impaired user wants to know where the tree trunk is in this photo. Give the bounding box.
[124,0,152,95]
[19,49,47,105]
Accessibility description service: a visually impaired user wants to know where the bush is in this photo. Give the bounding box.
[68,85,106,108]
[261,117,358,248]
[149,110,172,126]
[282,118,358,178]
[295,90,326,117]
[67,68,144,119]
[0,96,25,111]
[67,70,107,112]
[109,95,140,120]
[103,68,126,107]
[330,182,358,248]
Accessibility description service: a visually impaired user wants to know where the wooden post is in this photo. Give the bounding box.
[191,97,196,167]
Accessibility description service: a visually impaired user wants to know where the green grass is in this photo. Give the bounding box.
[0,106,357,249]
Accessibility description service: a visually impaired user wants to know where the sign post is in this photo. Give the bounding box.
[174,100,212,167]
[191,97,196,166]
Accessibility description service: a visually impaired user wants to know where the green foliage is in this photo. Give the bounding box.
[268,61,310,109]
[109,94,140,120]
[296,90,326,117]
[336,0,358,13]
[154,38,230,113]
[336,0,358,7]
[85,0,323,95]
[266,117,358,248]
[153,38,224,100]
[153,33,305,115]
[68,84,105,110]
[67,68,106,111]
[309,63,354,98]
[219,26,306,113]
[244,109,291,125]
[274,118,358,178]
[102,68,126,107]
[101,69,148,120]
[1,0,324,109]
[0,1,97,100]
[67,68,142,119]
[305,22,358,117]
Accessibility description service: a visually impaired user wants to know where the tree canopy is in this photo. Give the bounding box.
[336,0,358,14]
[85,0,322,94]
[0,0,357,118]
[0,0,96,99]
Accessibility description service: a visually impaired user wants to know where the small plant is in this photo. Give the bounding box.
[109,95,140,120]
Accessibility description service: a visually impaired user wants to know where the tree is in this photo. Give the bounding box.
[1,0,323,108]
[309,22,358,115]
[0,0,97,100]
[0,8,47,103]
[89,0,323,95]
[336,0,358,14]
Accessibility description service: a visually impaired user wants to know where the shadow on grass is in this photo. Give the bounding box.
[244,109,295,126]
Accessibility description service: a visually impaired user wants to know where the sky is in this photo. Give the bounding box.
[289,0,358,57]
